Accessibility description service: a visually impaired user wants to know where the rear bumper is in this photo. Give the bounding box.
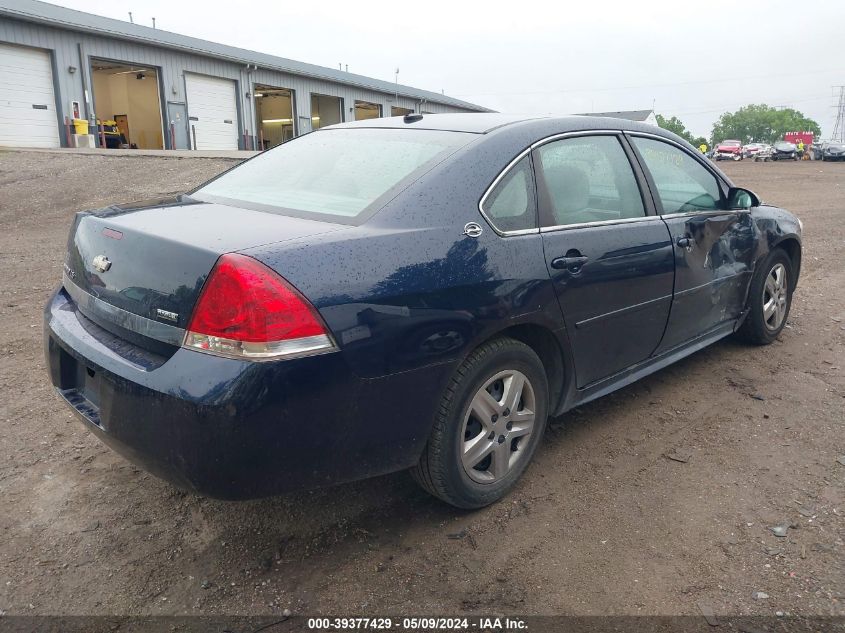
[44,287,446,499]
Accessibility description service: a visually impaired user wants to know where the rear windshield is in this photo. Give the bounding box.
[192,128,474,223]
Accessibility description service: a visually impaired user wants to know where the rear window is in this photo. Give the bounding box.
[192,128,474,223]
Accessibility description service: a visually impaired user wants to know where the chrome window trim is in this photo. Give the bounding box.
[63,274,185,346]
[659,209,751,220]
[625,131,732,198]
[540,214,660,233]
[625,130,700,152]
[479,128,747,236]
[478,129,627,237]
[530,128,623,150]
[477,147,538,237]
[627,133,758,217]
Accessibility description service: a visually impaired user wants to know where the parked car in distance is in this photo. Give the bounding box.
[771,141,799,161]
[714,139,743,161]
[44,113,803,509]
[814,140,845,161]
[742,142,767,158]
[753,145,775,162]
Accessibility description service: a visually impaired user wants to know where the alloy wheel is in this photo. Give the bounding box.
[762,262,788,330]
[461,370,536,484]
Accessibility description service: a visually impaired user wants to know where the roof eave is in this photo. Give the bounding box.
[0,6,493,112]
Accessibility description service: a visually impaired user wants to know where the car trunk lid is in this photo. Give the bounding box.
[64,196,347,348]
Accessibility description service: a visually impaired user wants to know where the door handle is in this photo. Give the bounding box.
[676,236,693,250]
[551,255,589,271]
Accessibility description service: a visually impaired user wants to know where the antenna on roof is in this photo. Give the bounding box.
[152,17,156,29]
[128,11,133,23]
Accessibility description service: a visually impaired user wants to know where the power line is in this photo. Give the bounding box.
[452,67,845,98]
[671,93,833,117]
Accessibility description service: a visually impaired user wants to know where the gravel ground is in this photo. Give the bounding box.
[0,151,842,619]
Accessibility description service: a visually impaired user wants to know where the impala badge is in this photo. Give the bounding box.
[92,254,112,273]
[156,308,179,323]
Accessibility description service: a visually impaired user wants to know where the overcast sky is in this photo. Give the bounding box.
[54,0,843,138]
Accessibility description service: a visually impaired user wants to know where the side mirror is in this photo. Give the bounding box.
[727,187,760,210]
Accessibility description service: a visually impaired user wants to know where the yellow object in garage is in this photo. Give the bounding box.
[99,119,121,136]
[96,119,125,148]
[72,118,88,135]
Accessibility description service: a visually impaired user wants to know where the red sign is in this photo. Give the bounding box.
[784,131,814,146]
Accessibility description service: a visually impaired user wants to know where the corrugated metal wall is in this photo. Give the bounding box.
[0,16,474,148]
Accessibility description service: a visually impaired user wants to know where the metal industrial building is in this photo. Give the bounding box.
[0,0,490,150]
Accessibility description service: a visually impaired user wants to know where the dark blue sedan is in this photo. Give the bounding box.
[45,113,802,508]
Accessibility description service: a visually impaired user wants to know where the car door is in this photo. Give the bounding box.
[628,135,756,353]
[534,133,675,388]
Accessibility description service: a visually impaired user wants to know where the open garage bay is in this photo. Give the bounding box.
[0,152,842,617]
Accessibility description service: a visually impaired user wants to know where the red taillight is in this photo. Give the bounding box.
[183,253,335,360]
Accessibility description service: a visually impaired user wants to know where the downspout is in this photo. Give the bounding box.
[243,63,257,150]
[77,42,92,120]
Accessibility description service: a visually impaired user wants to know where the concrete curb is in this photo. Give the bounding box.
[0,147,257,159]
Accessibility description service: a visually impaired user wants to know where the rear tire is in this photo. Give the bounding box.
[412,337,549,509]
[736,249,794,345]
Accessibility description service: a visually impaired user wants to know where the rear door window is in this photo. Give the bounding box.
[534,135,646,228]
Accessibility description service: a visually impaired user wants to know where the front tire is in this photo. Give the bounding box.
[736,249,794,345]
[412,337,549,509]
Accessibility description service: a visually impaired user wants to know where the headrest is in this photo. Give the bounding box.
[544,164,590,223]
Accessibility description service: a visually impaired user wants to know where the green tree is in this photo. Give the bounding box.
[710,104,821,145]
[656,114,705,147]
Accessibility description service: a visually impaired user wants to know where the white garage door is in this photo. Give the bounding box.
[0,43,60,148]
[185,74,238,150]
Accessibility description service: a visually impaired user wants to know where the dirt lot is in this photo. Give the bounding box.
[0,151,842,619]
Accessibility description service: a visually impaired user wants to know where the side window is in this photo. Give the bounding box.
[535,135,645,228]
[631,137,723,214]
[481,155,537,232]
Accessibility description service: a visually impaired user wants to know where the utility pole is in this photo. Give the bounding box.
[832,86,845,143]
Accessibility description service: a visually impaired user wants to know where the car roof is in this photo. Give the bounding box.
[325,112,668,135]
[325,113,543,133]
